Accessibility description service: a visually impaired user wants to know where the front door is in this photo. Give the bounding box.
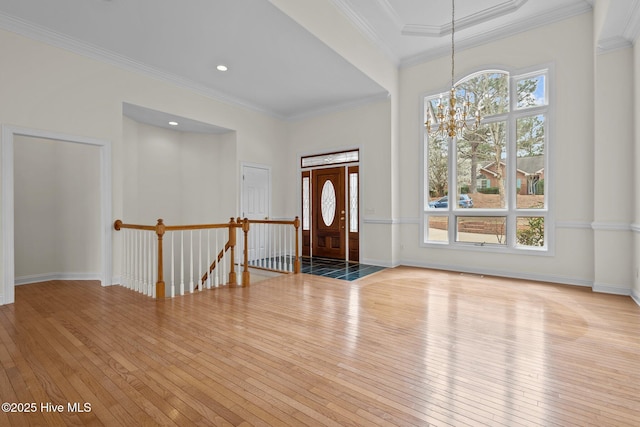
[312,167,346,259]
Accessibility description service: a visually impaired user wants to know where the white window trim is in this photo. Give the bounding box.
[420,64,555,256]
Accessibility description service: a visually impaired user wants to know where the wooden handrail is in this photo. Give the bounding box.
[115,219,243,232]
[114,216,301,299]
[114,218,249,298]
[249,219,298,225]
[199,242,232,287]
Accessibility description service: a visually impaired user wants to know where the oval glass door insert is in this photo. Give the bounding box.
[321,180,336,226]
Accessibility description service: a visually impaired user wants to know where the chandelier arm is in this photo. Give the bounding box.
[425,0,482,140]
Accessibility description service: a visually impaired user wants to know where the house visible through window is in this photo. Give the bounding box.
[423,68,549,251]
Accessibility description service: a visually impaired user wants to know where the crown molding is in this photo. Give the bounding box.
[401,0,528,37]
[400,1,592,68]
[328,0,400,65]
[597,36,633,54]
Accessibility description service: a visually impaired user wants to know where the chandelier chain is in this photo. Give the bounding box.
[451,0,455,89]
[425,0,481,139]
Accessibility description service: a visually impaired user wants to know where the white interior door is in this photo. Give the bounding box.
[241,164,271,262]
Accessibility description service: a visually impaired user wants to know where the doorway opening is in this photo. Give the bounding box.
[1,126,112,306]
[301,149,359,262]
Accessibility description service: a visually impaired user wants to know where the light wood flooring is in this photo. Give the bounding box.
[1,267,639,426]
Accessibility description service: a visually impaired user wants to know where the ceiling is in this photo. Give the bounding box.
[0,0,638,130]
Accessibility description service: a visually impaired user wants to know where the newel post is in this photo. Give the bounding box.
[242,218,250,287]
[294,216,301,274]
[155,219,166,299]
[228,217,237,286]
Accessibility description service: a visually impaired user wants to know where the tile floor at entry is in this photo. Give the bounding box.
[300,257,385,281]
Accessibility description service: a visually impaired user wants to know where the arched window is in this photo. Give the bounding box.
[423,68,550,251]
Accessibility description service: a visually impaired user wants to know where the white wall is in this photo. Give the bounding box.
[122,118,236,225]
[593,47,634,294]
[397,13,602,288]
[14,135,101,282]
[286,99,394,265]
[0,28,289,304]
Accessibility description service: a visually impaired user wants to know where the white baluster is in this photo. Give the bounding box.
[264,224,271,268]
[214,229,219,288]
[150,232,155,297]
[257,223,262,268]
[189,230,194,293]
[263,222,267,268]
[278,224,282,271]
[288,223,292,272]
[273,223,276,270]
[143,231,147,294]
[148,234,158,298]
[180,231,185,296]
[207,229,211,289]
[251,223,256,267]
[284,225,289,272]
[126,230,131,287]
[171,232,175,298]
[121,229,127,288]
[198,230,202,291]
[273,223,277,269]
[133,231,138,291]
[132,231,136,291]
[221,229,226,286]
[142,231,147,294]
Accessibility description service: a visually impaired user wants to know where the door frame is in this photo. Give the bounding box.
[299,148,360,262]
[1,125,113,306]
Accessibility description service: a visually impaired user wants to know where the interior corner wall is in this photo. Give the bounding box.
[123,118,238,225]
[397,12,600,287]
[633,41,640,306]
[593,47,634,295]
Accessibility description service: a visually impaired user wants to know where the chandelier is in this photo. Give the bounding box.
[425,0,481,138]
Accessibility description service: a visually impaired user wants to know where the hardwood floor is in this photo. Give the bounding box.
[1,267,639,426]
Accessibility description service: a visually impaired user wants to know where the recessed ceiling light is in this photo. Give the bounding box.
[216,65,228,72]
[168,121,179,126]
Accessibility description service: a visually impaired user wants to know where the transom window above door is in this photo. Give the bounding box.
[301,149,359,168]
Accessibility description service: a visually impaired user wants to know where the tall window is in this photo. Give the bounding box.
[423,69,549,251]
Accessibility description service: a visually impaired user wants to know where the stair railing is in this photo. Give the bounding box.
[114,218,247,298]
[241,218,301,274]
[114,217,300,299]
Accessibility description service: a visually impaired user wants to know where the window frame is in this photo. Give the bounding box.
[420,65,554,255]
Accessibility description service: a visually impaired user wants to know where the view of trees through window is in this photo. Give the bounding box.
[424,69,548,249]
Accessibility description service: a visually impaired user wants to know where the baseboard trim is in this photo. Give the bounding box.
[360,258,397,268]
[398,259,593,289]
[15,272,102,286]
[631,289,640,307]
[592,282,632,296]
